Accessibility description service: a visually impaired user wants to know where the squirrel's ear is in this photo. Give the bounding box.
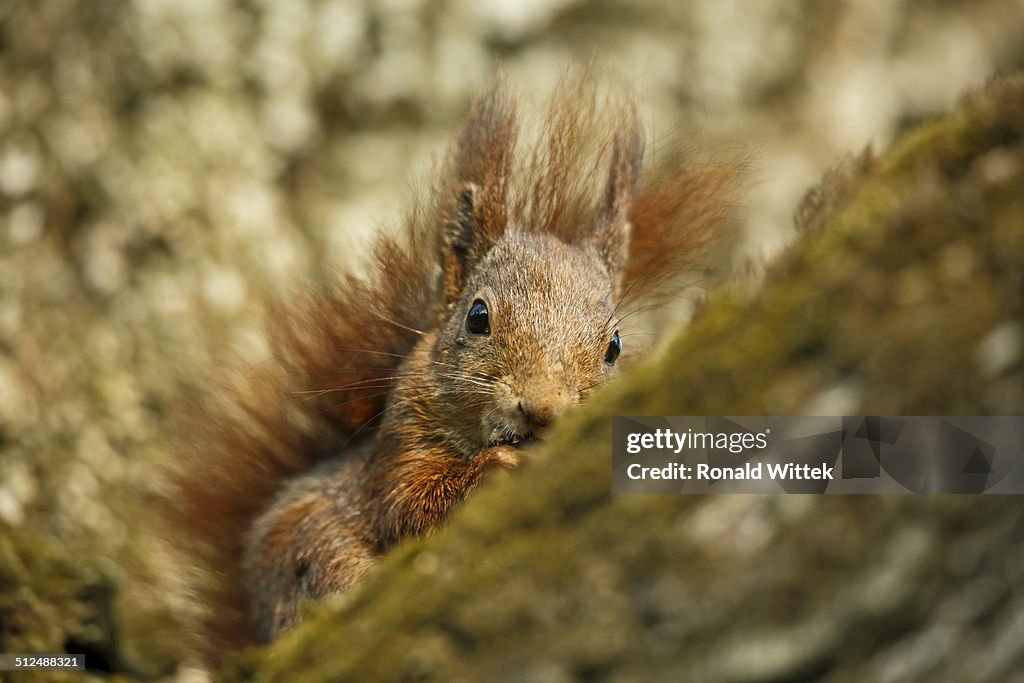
[442,182,479,305]
[591,111,644,296]
[440,81,517,307]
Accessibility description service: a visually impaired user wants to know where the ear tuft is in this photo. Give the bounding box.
[439,81,518,308]
[442,182,478,306]
[591,107,644,296]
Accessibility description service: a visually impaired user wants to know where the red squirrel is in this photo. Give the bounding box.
[168,76,744,659]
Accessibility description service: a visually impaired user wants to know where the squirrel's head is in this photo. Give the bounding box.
[434,230,622,452]
[424,112,644,456]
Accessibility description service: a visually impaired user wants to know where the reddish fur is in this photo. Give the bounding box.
[166,75,745,661]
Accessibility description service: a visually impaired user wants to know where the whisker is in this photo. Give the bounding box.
[310,388,398,411]
[340,398,414,447]
[327,347,419,360]
[320,347,510,387]
[366,309,425,336]
[613,301,666,326]
[294,366,503,397]
[292,374,417,397]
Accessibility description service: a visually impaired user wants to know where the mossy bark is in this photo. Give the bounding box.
[218,75,1024,682]
[0,525,121,682]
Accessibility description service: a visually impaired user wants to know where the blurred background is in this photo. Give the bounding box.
[1,0,1023,678]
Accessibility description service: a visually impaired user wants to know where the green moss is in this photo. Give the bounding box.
[0,525,122,682]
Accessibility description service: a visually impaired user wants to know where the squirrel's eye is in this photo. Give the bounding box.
[466,299,490,335]
[604,330,621,365]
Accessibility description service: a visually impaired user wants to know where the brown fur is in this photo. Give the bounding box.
[166,75,745,662]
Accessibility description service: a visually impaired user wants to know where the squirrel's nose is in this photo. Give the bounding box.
[518,400,555,428]
[517,391,571,430]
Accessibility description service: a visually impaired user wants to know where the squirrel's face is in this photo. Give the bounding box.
[416,96,643,458]
[433,231,621,454]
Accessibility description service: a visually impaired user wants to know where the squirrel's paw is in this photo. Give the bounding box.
[475,445,522,471]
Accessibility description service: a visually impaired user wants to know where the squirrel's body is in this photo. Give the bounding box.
[171,77,743,659]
